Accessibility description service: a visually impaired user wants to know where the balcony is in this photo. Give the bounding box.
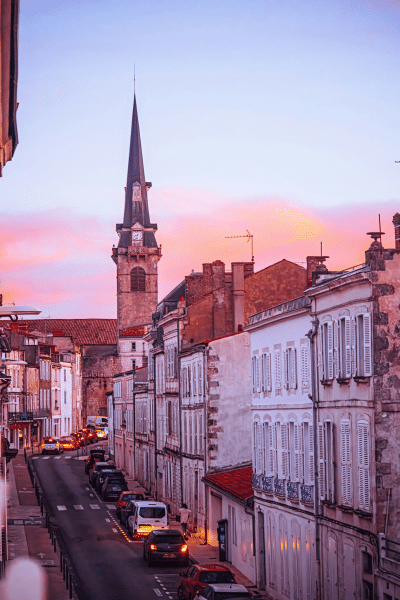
[300,484,314,504]
[274,478,286,496]
[287,481,299,500]
[252,474,274,494]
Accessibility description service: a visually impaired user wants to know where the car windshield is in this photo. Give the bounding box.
[139,507,166,519]
[121,494,137,502]
[107,480,125,485]
[199,572,235,584]
[154,535,182,544]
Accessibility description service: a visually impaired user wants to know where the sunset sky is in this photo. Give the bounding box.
[1,0,400,318]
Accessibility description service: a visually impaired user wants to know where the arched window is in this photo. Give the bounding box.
[131,267,146,292]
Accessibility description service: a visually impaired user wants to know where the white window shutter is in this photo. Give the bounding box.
[283,350,289,390]
[299,422,304,481]
[291,348,297,389]
[263,422,270,475]
[294,423,300,481]
[275,350,282,390]
[256,356,261,392]
[301,344,309,389]
[345,316,352,378]
[252,357,256,392]
[318,330,323,375]
[270,422,277,475]
[261,354,265,392]
[327,321,334,380]
[198,362,202,396]
[341,419,352,506]
[258,421,263,474]
[357,421,370,511]
[363,313,372,377]
[281,423,289,479]
[318,422,326,500]
[309,424,314,483]
[266,353,272,391]
[351,317,356,377]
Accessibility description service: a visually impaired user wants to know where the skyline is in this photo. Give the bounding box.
[1,0,400,317]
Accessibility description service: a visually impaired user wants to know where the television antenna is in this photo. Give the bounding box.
[225,230,254,263]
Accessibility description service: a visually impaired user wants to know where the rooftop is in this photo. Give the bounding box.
[202,466,253,502]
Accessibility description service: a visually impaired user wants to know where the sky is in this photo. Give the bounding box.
[1,0,400,318]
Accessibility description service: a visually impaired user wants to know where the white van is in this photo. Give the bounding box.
[127,501,168,539]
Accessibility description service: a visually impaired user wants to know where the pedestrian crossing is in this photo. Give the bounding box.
[32,455,72,460]
[154,574,180,600]
[56,503,116,512]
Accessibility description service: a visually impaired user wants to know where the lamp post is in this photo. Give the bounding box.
[0,304,40,576]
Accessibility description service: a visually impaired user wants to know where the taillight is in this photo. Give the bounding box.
[150,544,157,551]
[181,544,188,553]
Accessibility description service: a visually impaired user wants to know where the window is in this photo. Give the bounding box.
[318,421,334,502]
[274,349,282,391]
[263,421,276,476]
[301,342,310,390]
[338,317,351,378]
[261,352,272,392]
[355,314,372,377]
[340,419,352,506]
[280,423,289,479]
[284,347,297,390]
[132,360,136,370]
[302,421,314,484]
[252,355,260,392]
[288,422,301,481]
[357,420,370,511]
[320,321,333,380]
[131,342,136,351]
[130,267,146,292]
[198,361,202,397]
[253,421,263,474]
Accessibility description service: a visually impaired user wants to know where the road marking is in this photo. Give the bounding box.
[106,504,116,509]
[105,518,110,522]
[112,528,118,532]
[85,487,90,490]
[73,505,84,510]
[14,520,24,525]
[54,455,62,459]
[154,589,162,597]
[57,505,67,511]
[64,456,72,460]
[32,456,39,460]
[89,493,94,497]
[90,504,100,510]
[42,456,51,460]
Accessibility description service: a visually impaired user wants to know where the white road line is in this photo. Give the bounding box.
[112,528,118,532]
[42,456,50,460]
[32,456,39,460]
[64,456,72,460]
[57,505,67,511]
[90,504,100,510]
[89,494,94,497]
[73,505,84,510]
[54,456,62,459]
[85,487,90,490]
[154,590,162,597]
[106,504,116,510]
[105,518,110,522]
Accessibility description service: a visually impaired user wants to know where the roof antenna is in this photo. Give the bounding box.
[320,241,323,256]
[225,229,254,263]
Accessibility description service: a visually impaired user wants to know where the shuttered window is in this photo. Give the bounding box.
[338,316,352,378]
[275,349,282,391]
[281,423,289,479]
[302,421,314,484]
[301,343,310,390]
[263,422,272,475]
[355,313,372,377]
[357,421,370,511]
[130,267,146,292]
[340,419,352,506]
[325,421,334,503]
[261,352,272,392]
[318,422,325,500]
[320,321,334,380]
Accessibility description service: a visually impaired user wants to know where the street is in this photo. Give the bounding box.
[31,450,183,600]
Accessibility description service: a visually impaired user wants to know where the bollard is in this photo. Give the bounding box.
[66,565,69,590]
[60,550,63,572]
[69,573,73,599]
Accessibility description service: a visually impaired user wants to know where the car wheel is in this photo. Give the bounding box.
[177,586,186,600]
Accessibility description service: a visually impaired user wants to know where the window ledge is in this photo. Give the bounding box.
[337,504,353,513]
[354,376,370,384]
[353,509,372,519]
[337,378,350,385]
[320,379,332,387]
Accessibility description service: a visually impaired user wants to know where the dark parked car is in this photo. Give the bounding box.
[178,564,235,600]
[116,492,145,521]
[85,447,106,474]
[101,477,128,501]
[94,466,119,492]
[143,529,189,567]
[88,462,114,485]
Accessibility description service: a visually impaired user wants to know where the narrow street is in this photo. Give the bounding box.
[31,451,182,600]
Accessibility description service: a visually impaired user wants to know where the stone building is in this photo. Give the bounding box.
[247,217,400,600]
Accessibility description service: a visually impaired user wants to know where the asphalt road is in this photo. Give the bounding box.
[31,448,183,600]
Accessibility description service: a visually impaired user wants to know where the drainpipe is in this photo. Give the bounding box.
[132,373,136,481]
[153,351,158,500]
[177,316,183,507]
[203,346,208,544]
[306,317,321,600]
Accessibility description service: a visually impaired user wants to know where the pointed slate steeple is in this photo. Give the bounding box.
[118,95,157,249]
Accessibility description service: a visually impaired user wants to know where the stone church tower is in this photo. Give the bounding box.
[112,95,161,336]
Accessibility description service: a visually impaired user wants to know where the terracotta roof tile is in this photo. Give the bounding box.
[10,319,117,346]
[202,466,253,501]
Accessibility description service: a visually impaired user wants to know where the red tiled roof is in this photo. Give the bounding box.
[120,325,148,337]
[202,466,253,501]
[8,319,117,346]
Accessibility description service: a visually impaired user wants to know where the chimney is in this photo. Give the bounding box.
[306,256,329,286]
[393,213,400,249]
[231,263,245,332]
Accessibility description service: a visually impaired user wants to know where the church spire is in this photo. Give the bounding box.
[118,95,157,249]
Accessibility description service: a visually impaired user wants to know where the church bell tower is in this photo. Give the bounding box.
[112,95,161,335]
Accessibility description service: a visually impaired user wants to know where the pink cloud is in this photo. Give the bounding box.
[0,195,398,318]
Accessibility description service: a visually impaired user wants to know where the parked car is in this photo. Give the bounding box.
[71,432,85,447]
[84,426,98,444]
[116,492,145,521]
[89,463,116,487]
[193,584,251,600]
[77,430,90,446]
[58,436,78,451]
[127,501,168,539]
[84,447,106,474]
[178,565,235,600]
[143,529,189,567]
[101,476,128,501]
[41,437,63,455]
[94,466,119,492]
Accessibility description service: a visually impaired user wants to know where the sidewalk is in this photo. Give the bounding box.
[4,451,71,600]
